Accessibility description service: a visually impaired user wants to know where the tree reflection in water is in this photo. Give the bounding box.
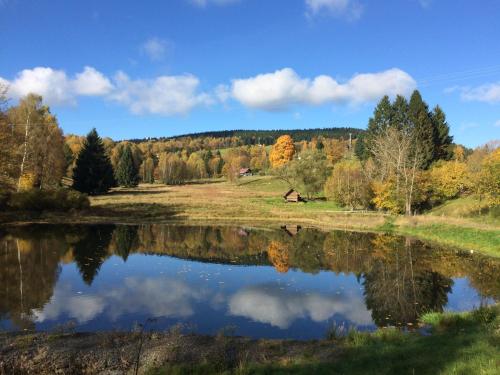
[0,224,498,332]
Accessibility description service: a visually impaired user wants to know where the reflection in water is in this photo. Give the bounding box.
[0,224,498,338]
[34,277,206,324]
[229,283,372,329]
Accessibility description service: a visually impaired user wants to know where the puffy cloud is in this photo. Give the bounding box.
[228,283,373,329]
[0,66,211,115]
[0,66,112,106]
[4,67,73,105]
[73,66,113,96]
[460,82,500,103]
[109,71,212,115]
[231,67,416,110]
[305,0,363,20]
[141,37,170,61]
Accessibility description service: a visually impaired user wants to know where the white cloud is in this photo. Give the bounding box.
[141,37,170,61]
[229,283,373,329]
[189,0,240,7]
[460,82,500,103]
[1,66,112,106]
[73,66,113,96]
[109,71,212,115]
[0,66,212,115]
[494,120,500,127]
[231,67,416,110]
[305,0,363,20]
[4,67,74,105]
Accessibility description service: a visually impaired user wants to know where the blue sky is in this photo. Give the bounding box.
[1,0,499,146]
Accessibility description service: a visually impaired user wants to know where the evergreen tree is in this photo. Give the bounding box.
[366,95,393,155]
[354,133,369,161]
[391,95,410,132]
[408,90,436,169]
[431,105,453,160]
[73,128,115,194]
[115,145,139,187]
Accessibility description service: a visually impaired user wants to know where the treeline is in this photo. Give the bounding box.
[128,127,364,145]
[266,90,499,214]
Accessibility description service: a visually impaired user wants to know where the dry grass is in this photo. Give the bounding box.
[89,177,386,231]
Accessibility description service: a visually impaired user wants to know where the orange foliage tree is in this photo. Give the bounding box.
[269,135,295,168]
[267,241,290,273]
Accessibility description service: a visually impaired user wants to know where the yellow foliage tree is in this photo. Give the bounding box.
[429,160,469,200]
[476,148,500,206]
[269,135,295,168]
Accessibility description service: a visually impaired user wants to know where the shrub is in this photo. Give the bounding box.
[7,188,90,211]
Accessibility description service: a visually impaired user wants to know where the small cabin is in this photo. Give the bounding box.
[239,168,252,177]
[283,189,303,203]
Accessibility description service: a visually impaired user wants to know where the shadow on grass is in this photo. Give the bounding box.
[106,189,168,196]
[90,202,182,221]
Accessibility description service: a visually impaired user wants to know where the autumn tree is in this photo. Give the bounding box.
[139,155,155,183]
[428,160,469,202]
[285,149,330,199]
[7,94,66,191]
[158,152,187,185]
[324,158,372,210]
[72,129,115,195]
[115,145,139,187]
[474,147,500,207]
[269,135,295,168]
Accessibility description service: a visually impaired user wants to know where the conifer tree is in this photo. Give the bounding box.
[365,95,393,155]
[431,105,453,160]
[73,129,115,194]
[115,145,139,187]
[408,90,436,169]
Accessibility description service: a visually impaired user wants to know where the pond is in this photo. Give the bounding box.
[0,224,498,339]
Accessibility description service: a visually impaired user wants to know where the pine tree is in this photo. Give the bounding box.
[431,105,453,160]
[73,128,115,194]
[408,90,436,169]
[115,145,139,187]
[391,95,410,132]
[354,133,369,161]
[366,95,393,156]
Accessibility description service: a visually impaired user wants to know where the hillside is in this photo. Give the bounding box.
[127,127,364,145]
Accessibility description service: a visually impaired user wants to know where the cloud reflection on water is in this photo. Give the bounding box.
[228,283,372,329]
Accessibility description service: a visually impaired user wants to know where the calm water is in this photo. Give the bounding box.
[0,224,498,339]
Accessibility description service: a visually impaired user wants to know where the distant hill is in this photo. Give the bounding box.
[128,127,365,145]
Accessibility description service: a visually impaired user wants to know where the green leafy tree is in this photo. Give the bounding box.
[72,129,115,195]
[115,145,139,187]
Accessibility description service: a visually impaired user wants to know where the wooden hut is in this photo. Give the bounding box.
[283,189,302,203]
[281,225,302,237]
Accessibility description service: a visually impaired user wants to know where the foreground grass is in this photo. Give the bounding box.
[397,222,500,257]
[148,305,500,375]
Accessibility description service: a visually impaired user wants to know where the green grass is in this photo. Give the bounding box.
[148,305,500,375]
[237,176,290,193]
[429,196,499,225]
[399,223,500,257]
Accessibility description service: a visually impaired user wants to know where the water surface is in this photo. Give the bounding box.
[0,224,497,339]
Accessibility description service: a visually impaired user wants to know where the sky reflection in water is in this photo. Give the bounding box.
[0,224,497,339]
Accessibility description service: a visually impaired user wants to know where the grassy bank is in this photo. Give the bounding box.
[3,305,497,374]
[1,176,498,257]
[151,305,499,375]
